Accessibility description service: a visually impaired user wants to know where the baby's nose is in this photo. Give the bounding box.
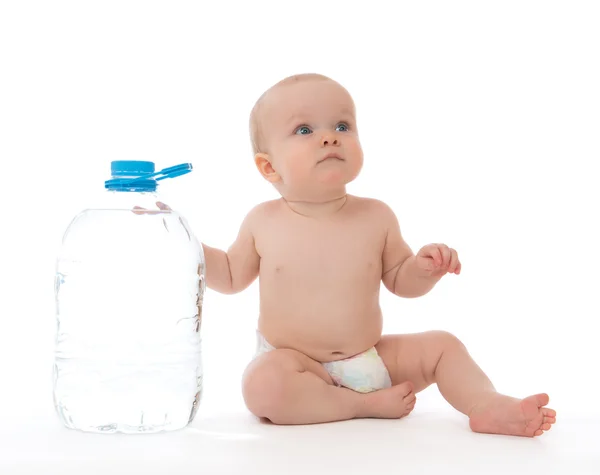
[321,134,339,147]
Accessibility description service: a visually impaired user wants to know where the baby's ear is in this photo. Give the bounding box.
[254,153,281,183]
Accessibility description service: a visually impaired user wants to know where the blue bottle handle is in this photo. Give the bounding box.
[133,163,193,182]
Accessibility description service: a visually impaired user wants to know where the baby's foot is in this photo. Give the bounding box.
[469,393,556,437]
[360,381,416,419]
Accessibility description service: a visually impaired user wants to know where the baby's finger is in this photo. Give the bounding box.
[448,249,459,273]
[439,244,451,268]
[132,205,163,216]
[156,201,172,211]
[422,244,442,267]
[132,206,150,215]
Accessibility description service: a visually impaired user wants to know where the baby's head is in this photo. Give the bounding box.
[249,74,363,203]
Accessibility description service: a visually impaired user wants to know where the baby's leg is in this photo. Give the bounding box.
[376,331,556,437]
[242,348,415,425]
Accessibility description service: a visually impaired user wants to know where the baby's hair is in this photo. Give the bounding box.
[249,73,335,156]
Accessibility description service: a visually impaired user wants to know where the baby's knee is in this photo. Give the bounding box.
[242,350,299,419]
[431,330,466,350]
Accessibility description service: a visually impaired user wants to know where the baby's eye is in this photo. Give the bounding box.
[336,123,349,132]
[295,126,313,135]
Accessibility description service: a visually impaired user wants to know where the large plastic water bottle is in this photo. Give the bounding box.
[53,161,205,433]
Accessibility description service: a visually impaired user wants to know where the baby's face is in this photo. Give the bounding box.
[259,80,363,201]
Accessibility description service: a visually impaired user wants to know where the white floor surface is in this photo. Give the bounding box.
[2,384,598,475]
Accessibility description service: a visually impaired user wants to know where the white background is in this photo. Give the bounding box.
[1,1,599,472]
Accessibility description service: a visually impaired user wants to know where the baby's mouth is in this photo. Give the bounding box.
[318,153,344,164]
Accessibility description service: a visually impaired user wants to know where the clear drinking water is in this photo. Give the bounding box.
[53,161,205,433]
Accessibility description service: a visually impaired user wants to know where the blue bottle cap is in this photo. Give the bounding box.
[104,161,193,192]
[111,160,155,177]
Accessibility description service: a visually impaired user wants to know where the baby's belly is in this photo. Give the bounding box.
[257,281,384,362]
[257,251,385,362]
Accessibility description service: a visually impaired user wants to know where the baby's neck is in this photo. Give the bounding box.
[282,195,348,218]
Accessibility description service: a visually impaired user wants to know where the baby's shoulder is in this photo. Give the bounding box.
[247,199,281,217]
[348,195,396,220]
[243,199,282,227]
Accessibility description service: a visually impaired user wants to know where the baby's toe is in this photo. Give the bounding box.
[404,393,416,404]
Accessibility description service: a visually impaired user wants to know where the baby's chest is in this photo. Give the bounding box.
[258,224,385,277]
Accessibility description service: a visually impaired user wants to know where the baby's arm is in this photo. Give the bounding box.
[380,202,439,298]
[202,206,261,294]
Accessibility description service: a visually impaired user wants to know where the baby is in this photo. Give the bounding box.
[176,73,556,436]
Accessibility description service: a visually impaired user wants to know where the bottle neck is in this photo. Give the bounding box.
[95,189,161,210]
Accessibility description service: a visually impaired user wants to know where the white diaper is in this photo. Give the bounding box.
[255,331,392,394]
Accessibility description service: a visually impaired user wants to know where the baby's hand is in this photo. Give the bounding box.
[415,243,461,278]
[132,201,172,215]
